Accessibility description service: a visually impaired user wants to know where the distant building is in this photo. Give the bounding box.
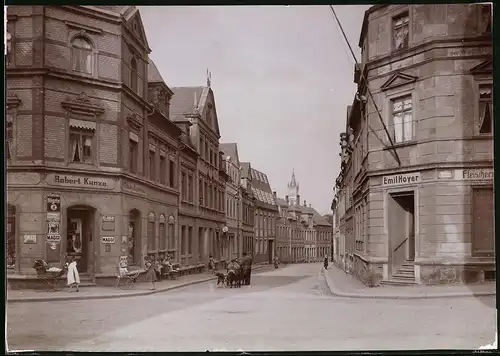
[220,143,242,260]
[276,171,332,263]
[240,163,256,257]
[333,4,493,286]
[248,166,279,264]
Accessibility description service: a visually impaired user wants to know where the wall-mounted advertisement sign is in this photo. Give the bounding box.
[46,193,61,221]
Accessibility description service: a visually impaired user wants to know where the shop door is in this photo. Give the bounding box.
[472,187,494,257]
[67,208,94,273]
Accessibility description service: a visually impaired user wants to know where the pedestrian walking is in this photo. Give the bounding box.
[66,256,80,292]
[144,255,157,290]
[323,254,329,270]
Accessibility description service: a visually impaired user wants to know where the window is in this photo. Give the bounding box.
[392,13,409,51]
[181,172,187,200]
[204,182,208,207]
[130,57,138,92]
[71,37,92,74]
[149,149,155,180]
[70,128,93,163]
[479,84,493,134]
[6,115,13,160]
[147,213,156,251]
[180,225,186,255]
[479,4,492,34]
[129,139,138,173]
[6,31,12,66]
[188,175,193,202]
[168,218,175,250]
[169,159,175,188]
[472,187,494,257]
[209,148,213,165]
[160,156,166,184]
[204,141,208,160]
[391,95,412,143]
[188,226,193,254]
[159,215,166,250]
[199,179,204,205]
[200,136,204,157]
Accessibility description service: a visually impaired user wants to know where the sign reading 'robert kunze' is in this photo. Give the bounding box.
[46,174,114,189]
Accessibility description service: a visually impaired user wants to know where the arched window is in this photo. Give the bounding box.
[130,57,138,92]
[147,212,156,251]
[159,214,166,250]
[71,36,92,74]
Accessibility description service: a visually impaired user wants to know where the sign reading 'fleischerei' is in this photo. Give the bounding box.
[382,172,420,186]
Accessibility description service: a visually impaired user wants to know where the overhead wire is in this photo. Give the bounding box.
[328,5,401,167]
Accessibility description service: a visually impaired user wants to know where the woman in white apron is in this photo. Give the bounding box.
[66,257,81,292]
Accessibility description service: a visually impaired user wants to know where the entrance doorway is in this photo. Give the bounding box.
[128,209,142,266]
[387,192,415,276]
[67,206,95,273]
[268,239,274,263]
[7,205,16,270]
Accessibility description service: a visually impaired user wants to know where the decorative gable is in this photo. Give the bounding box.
[380,72,418,92]
[125,8,150,52]
[469,58,492,75]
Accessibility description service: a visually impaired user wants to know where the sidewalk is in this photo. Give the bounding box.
[323,266,496,300]
[7,265,267,303]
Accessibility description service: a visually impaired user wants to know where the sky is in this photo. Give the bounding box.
[139,5,370,215]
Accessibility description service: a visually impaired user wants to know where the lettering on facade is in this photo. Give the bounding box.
[46,193,61,221]
[122,180,147,195]
[102,216,116,231]
[102,236,116,244]
[46,174,114,190]
[456,169,493,180]
[46,235,61,243]
[447,47,491,57]
[382,173,420,186]
[23,235,37,244]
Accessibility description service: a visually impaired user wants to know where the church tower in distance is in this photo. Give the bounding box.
[287,169,299,207]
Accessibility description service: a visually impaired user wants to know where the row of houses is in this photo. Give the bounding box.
[331,4,494,286]
[6,5,332,287]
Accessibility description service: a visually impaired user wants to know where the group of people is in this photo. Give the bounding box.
[225,252,253,285]
[144,253,176,290]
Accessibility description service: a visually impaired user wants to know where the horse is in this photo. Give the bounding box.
[226,268,242,288]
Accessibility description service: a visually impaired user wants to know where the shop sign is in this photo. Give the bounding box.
[122,180,146,195]
[46,173,115,190]
[47,221,60,235]
[102,216,116,231]
[455,168,493,181]
[102,236,115,244]
[382,172,420,187]
[23,234,37,244]
[46,235,61,243]
[47,193,61,221]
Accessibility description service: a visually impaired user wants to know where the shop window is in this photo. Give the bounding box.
[128,209,141,265]
[70,128,93,164]
[392,12,409,51]
[6,115,13,160]
[169,159,175,188]
[130,57,138,92]
[7,205,16,269]
[391,95,413,143]
[198,227,204,258]
[159,215,166,250]
[129,138,138,174]
[160,156,166,184]
[472,187,494,257]
[188,226,193,254]
[479,84,493,134]
[148,149,155,181]
[167,216,175,250]
[147,212,156,251]
[71,36,93,74]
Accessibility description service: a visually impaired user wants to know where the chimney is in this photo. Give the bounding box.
[297,195,301,206]
[303,200,306,207]
[273,191,277,199]
[285,195,289,204]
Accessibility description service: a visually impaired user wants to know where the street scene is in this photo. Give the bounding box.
[7,263,496,351]
[5,3,496,353]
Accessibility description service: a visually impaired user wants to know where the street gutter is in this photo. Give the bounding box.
[322,269,496,300]
[8,265,268,304]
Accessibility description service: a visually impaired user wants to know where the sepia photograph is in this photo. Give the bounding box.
[5,3,496,352]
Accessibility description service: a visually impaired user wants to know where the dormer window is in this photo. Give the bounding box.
[71,36,93,74]
[130,57,138,92]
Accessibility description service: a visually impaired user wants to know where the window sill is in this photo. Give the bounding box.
[383,140,417,150]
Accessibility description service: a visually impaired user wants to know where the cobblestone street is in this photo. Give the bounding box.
[7,264,496,352]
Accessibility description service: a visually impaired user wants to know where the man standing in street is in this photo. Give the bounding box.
[241,252,252,285]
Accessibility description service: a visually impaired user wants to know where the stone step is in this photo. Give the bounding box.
[392,273,415,280]
[398,266,415,272]
[395,271,414,277]
[381,279,417,286]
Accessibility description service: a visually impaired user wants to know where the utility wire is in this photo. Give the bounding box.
[328,5,401,167]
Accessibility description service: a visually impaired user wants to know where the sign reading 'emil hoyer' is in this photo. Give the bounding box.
[383,172,420,186]
[46,174,114,190]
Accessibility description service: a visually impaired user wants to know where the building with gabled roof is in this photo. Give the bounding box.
[248,166,279,264]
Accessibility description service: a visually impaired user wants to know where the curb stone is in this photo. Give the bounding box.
[322,269,496,300]
[8,265,267,304]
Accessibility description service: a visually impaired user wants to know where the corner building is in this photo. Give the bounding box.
[6,6,185,284]
[334,4,493,286]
